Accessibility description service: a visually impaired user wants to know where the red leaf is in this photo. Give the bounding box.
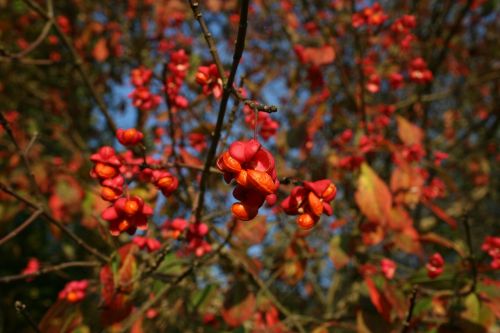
[117,244,138,291]
[221,289,256,327]
[38,299,82,333]
[360,222,385,246]
[422,199,457,229]
[364,276,392,322]
[99,244,137,327]
[99,265,114,305]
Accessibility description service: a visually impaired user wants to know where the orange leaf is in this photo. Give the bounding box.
[390,165,424,207]
[329,235,350,269]
[396,116,423,146]
[233,216,267,246]
[118,244,138,291]
[92,38,109,62]
[180,148,203,167]
[393,224,423,256]
[303,45,336,67]
[355,163,392,224]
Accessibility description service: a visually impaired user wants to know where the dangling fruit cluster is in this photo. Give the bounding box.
[281,179,337,230]
[90,128,178,235]
[217,139,279,221]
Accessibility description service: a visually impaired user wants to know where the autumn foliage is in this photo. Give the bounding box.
[0,0,499,332]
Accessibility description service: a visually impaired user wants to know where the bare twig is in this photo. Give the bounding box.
[187,0,225,80]
[22,0,118,134]
[12,21,53,59]
[161,63,194,205]
[119,264,195,332]
[401,285,419,333]
[188,0,277,114]
[0,182,110,263]
[0,209,43,246]
[211,225,307,333]
[190,0,250,223]
[15,301,41,333]
[0,261,100,283]
[240,99,278,113]
[222,247,307,333]
[0,112,43,201]
[460,214,477,295]
[0,56,55,65]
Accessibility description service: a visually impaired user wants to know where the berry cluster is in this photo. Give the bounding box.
[161,218,188,239]
[101,195,153,236]
[129,66,161,111]
[90,129,178,235]
[482,236,500,270]
[426,252,444,278]
[380,258,397,280]
[21,258,40,282]
[352,2,388,28]
[281,179,337,230]
[185,222,212,257]
[390,15,417,34]
[217,139,279,221]
[195,64,223,99]
[133,236,161,252]
[164,49,189,110]
[58,280,89,303]
[409,57,433,84]
[242,104,279,140]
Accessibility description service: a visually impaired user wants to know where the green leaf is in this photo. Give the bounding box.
[190,284,215,311]
[413,297,432,317]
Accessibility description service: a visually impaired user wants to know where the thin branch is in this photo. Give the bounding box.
[394,70,500,111]
[350,0,368,132]
[0,182,110,263]
[0,261,100,283]
[191,0,250,223]
[187,1,226,83]
[119,264,195,332]
[161,63,194,205]
[188,0,277,114]
[401,285,419,333]
[22,0,118,134]
[428,0,473,72]
[460,214,477,296]
[221,248,307,333]
[0,209,43,246]
[212,225,307,333]
[0,56,56,65]
[15,301,41,333]
[0,112,43,201]
[240,98,278,113]
[12,21,53,59]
